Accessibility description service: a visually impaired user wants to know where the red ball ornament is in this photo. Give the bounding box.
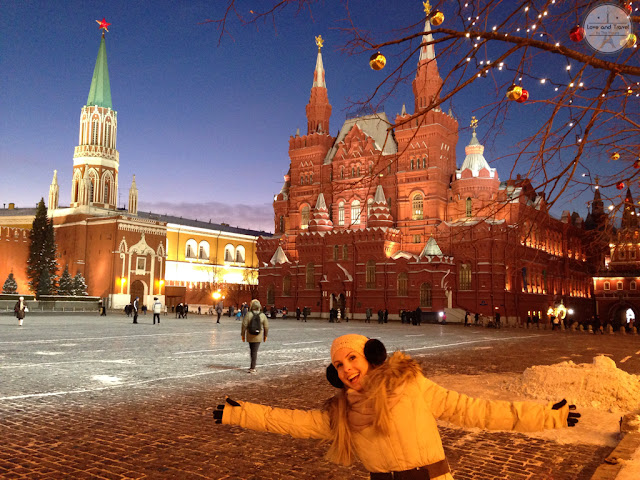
[616,181,625,190]
[569,25,585,42]
[516,89,529,103]
[633,159,640,169]
[623,2,632,15]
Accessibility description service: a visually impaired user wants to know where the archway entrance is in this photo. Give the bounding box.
[610,303,637,330]
[130,280,145,305]
[330,293,346,318]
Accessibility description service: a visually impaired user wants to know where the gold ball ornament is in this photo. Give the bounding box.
[431,11,444,26]
[369,52,386,71]
[625,33,637,48]
[611,152,620,161]
[506,85,523,101]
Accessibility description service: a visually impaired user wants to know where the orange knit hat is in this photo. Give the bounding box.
[330,334,368,363]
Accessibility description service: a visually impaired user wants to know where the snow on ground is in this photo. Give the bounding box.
[431,355,640,449]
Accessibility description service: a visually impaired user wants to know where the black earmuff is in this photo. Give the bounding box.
[326,338,387,388]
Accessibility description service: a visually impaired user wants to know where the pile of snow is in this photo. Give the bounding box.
[513,355,640,412]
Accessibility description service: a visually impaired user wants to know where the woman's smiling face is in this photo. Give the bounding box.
[332,347,370,391]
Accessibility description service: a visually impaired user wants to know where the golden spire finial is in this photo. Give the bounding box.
[594,176,600,186]
[470,116,478,133]
[315,35,324,51]
[423,1,432,16]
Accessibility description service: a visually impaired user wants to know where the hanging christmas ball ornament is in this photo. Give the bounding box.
[516,89,529,103]
[633,159,640,169]
[625,33,637,48]
[569,25,585,42]
[611,152,620,161]
[506,84,523,101]
[623,2,633,15]
[369,52,387,71]
[431,10,445,26]
[617,181,625,190]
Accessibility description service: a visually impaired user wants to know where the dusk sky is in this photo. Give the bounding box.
[2,1,627,232]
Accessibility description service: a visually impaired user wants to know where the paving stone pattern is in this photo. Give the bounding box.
[1,314,637,479]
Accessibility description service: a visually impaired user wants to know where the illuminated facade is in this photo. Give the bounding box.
[256,21,593,322]
[0,30,266,309]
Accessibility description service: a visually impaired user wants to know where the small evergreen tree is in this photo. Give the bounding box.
[2,272,18,294]
[73,272,88,296]
[26,198,58,296]
[37,269,52,296]
[58,265,74,296]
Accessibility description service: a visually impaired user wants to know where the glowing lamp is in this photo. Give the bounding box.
[516,89,529,103]
[431,10,444,26]
[569,25,585,42]
[506,84,523,101]
[369,52,386,71]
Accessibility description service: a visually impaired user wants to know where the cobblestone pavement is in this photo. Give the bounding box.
[2,313,639,479]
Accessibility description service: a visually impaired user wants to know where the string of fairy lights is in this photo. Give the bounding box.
[367,1,639,205]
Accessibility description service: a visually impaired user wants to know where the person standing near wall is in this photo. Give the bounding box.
[152,297,162,325]
[132,297,139,324]
[14,296,27,326]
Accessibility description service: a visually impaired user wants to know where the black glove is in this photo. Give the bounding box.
[212,397,240,424]
[552,399,581,427]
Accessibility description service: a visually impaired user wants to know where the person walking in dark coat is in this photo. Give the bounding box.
[296,307,301,321]
[365,308,372,323]
[132,297,139,324]
[474,312,480,326]
[302,307,309,322]
[14,297,27,326]
[378,309,384,324]
[464,311,470,327]
[415,307,422,326]
[384,309,389,324]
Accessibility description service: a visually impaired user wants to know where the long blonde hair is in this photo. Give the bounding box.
[323,392,354,465]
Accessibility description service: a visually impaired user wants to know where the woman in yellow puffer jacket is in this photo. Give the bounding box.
[213,334,579,480]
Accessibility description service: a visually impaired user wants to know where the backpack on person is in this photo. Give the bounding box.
[248,312,262,335]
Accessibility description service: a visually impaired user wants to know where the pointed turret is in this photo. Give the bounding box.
[305,36,332,135]
[457,118,495,178]
[48,170,59,210]
[420,237,443,257]
[367,185,394,228]
[412,7,443,112]
[128,175,138,215]
[308,193,333,232]
[621,188,638,230]
[71,24,119,210]
[86,35,112,109]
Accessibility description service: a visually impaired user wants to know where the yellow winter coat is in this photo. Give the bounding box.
[222,352,570,479]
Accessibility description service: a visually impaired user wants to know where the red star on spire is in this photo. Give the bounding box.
[96,18,111,32]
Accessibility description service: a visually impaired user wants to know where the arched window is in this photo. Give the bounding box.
[340,166,344,179]
[310,173,313,183]
[105,123,111,148]
[367,198,374,224]
[224,244,234,262]
[235,245,245,263]
[279,215,284,233]
[459,263,472,290]
[185,239,197,259]
[301,205,310,230]
[103,179,110,204]
[351,200,361,225]
[338,202,345,226]
[89,179,95,203]
[466,197,472,217]
[356,166,360,177]
[267,284,275,305]
[412,194,423,220]
[366,260,376,288]
[343,245,348,260]
[300,176,304,185]
[198,241,210,260]
[92,119,99,144]
[397,272,408,296]
[422,157,427,168]
[369,163,373,174]
[604,281,610,291]
[305,263,315,289]
[352,166,356,177]
[283,275,291,296]
[420,283,432,307]
[410,159,414,170]
[333,245,339,260]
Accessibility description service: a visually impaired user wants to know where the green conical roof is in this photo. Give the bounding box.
[86,35,112,109]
